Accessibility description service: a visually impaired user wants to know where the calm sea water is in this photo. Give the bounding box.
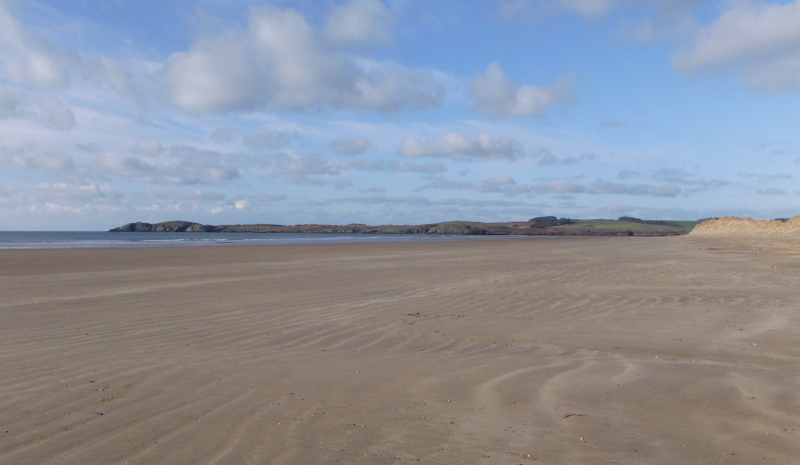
[0,231,513,250]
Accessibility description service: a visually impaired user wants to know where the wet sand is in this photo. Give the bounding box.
[1,237,799,464]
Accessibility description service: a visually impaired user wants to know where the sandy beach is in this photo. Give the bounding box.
[1,236,799,464]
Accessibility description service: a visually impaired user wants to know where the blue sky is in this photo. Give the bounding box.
[1,0,800,230]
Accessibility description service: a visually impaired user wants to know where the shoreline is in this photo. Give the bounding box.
[0,231,529,251]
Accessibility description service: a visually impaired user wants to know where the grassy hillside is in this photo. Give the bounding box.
[556,219,698,234]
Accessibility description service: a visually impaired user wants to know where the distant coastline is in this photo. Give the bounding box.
[110,217,701,236]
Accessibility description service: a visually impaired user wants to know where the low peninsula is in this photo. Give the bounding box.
[110,216,700,236]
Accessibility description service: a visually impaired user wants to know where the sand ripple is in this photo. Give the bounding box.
[1,238,799,464]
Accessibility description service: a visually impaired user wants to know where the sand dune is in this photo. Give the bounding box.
[690,215,800,237]
[1,238,799,464]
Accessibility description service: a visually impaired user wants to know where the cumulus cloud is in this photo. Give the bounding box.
[243,130,291,150]
[269,153,340,176]
[672,1,800,91]
[398,132,522,161]
[100,145,240,185]
[100,152,156,176]
[134,189,285,217]
[132,140,164,156]
[82,55,147,105]
[0,86,76,130]
[211,198,249,214]
[476,176,529,196]
[0,146,75,171]
[161,34,263,114]
[0,85,20,117]
[0,1,72,88]
[161,4,442,114]
[0,181,122,227]
[38,94,76,130]
[469,63,575,118]
[536,150,595,166]
[324,0,396,47]
[329,137,373,156]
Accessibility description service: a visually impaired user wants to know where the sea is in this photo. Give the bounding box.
[0,231,515,250]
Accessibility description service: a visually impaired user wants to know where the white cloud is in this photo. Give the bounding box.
[469,63,575,118]
[0,85,20,117]
[269,153,341,176]
[100,145,241,185]
[161,34,263,114]
[84,56,146,103]
[324,0,396,47]
[38,94,76,130]
[398,132,522,160]
[536,150,595,166]
[745,55,800,91]
[132,140,164,156]
[0,1,72,88]
[0,145,75,171]
[212,198,250,213]
[672,1,800,91]
[161,4,442,114]
[0,86,76,130]
[475,176,529,196]
[100,152,156,176]
[243,130,291,150]
[4,181,121,223]
[329,137,372,155]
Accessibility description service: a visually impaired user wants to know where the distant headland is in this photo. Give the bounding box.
[110,217,700,236]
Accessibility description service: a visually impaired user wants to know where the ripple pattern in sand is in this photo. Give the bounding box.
[2,239,800,464]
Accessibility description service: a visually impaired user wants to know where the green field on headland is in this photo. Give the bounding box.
[111,216,700,236]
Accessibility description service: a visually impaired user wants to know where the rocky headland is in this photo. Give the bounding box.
[110,216,700,236]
